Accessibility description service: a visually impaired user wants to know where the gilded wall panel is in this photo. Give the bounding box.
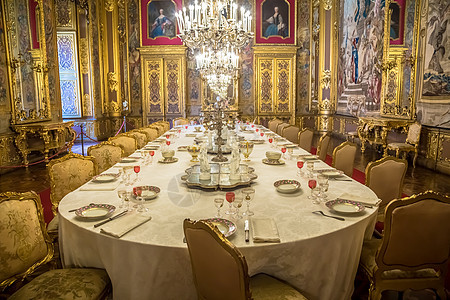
[258,58,274,114]
[164,59,181,114]
[145,59,163,114]
[187,68,201,116]
[128,0,142,115]
[276,59,291,113]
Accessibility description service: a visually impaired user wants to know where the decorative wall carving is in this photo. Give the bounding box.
[79,38,89,74]
[108,72,118,92]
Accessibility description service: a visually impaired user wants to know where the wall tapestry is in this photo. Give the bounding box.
[337,0,385,116]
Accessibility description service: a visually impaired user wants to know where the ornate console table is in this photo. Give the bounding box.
[12,121,76,166]
[357,117,412,155]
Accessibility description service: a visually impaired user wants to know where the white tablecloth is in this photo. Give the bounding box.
[59,126,378,300]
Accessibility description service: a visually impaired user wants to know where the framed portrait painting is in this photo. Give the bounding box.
[255,0,296,45]
[140,0,182,46]
[389,0,406,46]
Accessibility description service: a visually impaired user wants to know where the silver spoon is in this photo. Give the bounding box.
[312,210,345,221]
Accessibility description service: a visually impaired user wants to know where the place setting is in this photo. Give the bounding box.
[80,172,122,191]
[158,149,179,164]
[262,151,285,165]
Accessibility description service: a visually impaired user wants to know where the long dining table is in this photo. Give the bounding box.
[58,125,379,300]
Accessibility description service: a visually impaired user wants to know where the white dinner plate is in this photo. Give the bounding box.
[75,204,116,220]
[325,199,365,214]
[273,180,301,194]
[92,173,119,183]
[121,158,138,163]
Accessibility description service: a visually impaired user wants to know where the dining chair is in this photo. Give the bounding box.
[298,128,314,152]
[128,130,147,148]
[155,120,170,132]
[358,191,450,300]
[276,123,289,136]
[0,191,111,299]
[87,141,124,173]
[316,133,331,162]
[365,156,407,222]
[174,117,189,126]
[282,125,300,143]
[138,127,159,142]
[332,141,357,177]
[108,133,137,156]
[386,122,422,168]
[183,219,308,300]
[149,123,165,136]
[268,118,283,133]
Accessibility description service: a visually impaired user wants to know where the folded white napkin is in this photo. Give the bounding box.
[80,180,121,191]
[251,218,280,243]
[100,214,152,238]
[338,193,381,206]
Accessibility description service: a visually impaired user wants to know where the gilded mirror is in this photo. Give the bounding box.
[2,0,50,124]
[202,77,239,113]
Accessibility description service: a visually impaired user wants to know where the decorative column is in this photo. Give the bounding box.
[316,0,337,133]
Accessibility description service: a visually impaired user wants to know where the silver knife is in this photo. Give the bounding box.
[94,210,128,228]
[244,220,249,242]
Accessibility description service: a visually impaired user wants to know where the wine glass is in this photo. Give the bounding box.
[131,195,148,212]
[133,165,141,183]
[239,141,254,162]
[306,161,315,177]
[260,132,264,139]
[124,191,132,210]
[214,198,224,217]
[149,150,155,163]
[166,134,170,139]
[317,174,329,202]
[123,166,134,186]
[281,146,287,159]
[117,188,127,208]
[232,196,243,219]
[268,137,274,148]
[225,192,235,215]
[242,188,255,216]
[308,178,319,204]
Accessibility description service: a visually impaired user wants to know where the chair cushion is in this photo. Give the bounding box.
[387,143,414,151]
[360,239,439,280]
[9,268,110,300]
[47,215,59,234]
[250,273,308,299]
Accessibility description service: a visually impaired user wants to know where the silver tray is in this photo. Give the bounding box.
[182,163,257,189]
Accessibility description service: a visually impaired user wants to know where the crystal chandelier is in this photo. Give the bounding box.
[175,0,253,52]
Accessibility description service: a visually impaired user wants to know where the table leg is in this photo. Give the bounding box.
[14,131,29,166]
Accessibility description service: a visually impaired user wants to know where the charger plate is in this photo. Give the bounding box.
[262,158,285,165]
[132,185,160,200]
[75,204,116,220]
[203,218,236,237]
[92,173,120,183]
[274,180,301,193]
[325,199,365,214]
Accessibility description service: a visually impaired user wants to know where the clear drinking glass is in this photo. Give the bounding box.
[306,161,315,177]
[132,196,148,212]
[123,166,134,186]
[318,174,329,201]
[242,188,255,216]
[214,198,224,217]
[124,191,132,210]
[117,188,127,208]
[232,196,243,219]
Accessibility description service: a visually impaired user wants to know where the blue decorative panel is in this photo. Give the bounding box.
[57,34,75,71]
[61,80,79,117]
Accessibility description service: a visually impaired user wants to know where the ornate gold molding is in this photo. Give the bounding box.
[108,72,118,92]
[321,0,332,10]
[320,69,331,89]
[79,38,89,74]
[105,0,115,12]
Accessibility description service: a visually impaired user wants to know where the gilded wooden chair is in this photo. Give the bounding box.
[138,127,158,142]
[365,156,407,222]
[108,133,137,156]
[174,117,189,126]
[128,130,147,149]
[316,133,331,162]
[298,128,314,152]
[359,191,450,300]
[155,120,170,132]
[281,125,300,143]
[268,118,283,133]
[87,141,124,173]
[332,141,357,177]
[386,122,422,168]
[149,123,165,136]
[183,219,308,300]
[0,191,111,299]
[276,123,289,136]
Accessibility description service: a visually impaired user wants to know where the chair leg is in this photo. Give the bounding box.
[368,283,382,300]
[436,287,447,300]
[395,149,400,158]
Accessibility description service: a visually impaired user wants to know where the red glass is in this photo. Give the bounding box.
[260,132,264,137]
[268,138,273,143]
[166,140,171,146]
[251,124,255,128]
[134,166,141,174]
[308,179,317,190]
[255,128,259,132]
[297,161,304,169]
[246,122,249,125]
[185,125,188,129]
[225,192,235,203]
[149,150,155,156]
[281,147,286,153]
[166,134,170,139]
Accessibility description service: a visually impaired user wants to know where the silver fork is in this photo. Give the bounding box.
[312,210,345,221]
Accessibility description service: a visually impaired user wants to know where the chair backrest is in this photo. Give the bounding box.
[156,121,170,132]
[406,122,422,145]
[183,219,251,300]
[376,191,450,275]
[268,119,283,133]
[149,123,165,136]
[317,134,331,161]
[0,191,53,290]
[174,117,189,126]
[138,127,158,142]
[332,141,357,177]
[365,156,407,208]
[276,123,289,136]
[47,153,97,215]
[298,128,314,152]
[87,141,124,173]
[129,130,147,148]
[282,126,300,143]
[108,134,137,156]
